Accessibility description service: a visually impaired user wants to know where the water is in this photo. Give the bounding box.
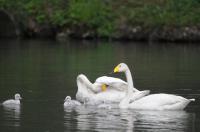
[0,39,199,132]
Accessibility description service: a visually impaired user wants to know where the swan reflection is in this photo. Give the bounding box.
[134,110,195,132]
[2,105,21,127]
[64,106,195,132]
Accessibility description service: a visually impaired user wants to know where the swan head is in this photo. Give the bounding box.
[64,96,71,102]
[15,93,22,100]
[114,63,129,73]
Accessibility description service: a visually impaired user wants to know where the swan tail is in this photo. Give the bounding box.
[189,98,195,102]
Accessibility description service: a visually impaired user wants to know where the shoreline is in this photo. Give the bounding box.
[2,26,200,43]
[25,25,200,42]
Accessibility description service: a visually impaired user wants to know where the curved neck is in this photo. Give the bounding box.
[119,68,133,108]
[125,67,140,93]
[125,69,134,94]
[119,67,137,108]
[125,68,139,92]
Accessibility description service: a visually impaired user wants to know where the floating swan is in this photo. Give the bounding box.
[64,96,81,107]
[95,76,131,92]
[2,93,22,106]
[76,74,150,104]
[113,63,195,110]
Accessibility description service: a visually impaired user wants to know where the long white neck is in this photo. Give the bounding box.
[119,66,141,108]
[125,69,134,94]
[119,68,134,108]
[125,68,139,92]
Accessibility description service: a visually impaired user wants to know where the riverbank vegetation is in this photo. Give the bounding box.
[1,0,200,41]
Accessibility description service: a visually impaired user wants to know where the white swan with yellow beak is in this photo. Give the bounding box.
[76,74,150,104]
[114,63,195,110]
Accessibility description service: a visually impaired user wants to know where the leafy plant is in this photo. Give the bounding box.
[67,0,115,37]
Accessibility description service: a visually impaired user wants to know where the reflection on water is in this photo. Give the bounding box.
[0,39,199,132]
[64,106,195,132]
[1,105,21,130]
[134,110,195,132]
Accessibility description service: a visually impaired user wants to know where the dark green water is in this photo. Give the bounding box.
[0,39,199,132]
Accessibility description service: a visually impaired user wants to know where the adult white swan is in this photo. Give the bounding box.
[113,63,195,110]
[76,74,150,104]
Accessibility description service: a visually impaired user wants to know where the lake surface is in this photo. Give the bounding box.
[0,39,199,132]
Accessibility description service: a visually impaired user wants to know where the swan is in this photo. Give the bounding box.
[2,93,22,106]
[95,76,132,92]
[113,63,195,110]
[76,74,150,104]
[64,96,81,107]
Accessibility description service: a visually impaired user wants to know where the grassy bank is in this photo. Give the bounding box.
[1,0,200,40]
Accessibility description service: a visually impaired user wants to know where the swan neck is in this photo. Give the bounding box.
[119,68,133,108]
[125,69,134,93]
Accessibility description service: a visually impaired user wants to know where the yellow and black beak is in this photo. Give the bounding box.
[114,65,120,73]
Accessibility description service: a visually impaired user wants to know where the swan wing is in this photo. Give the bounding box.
[129,94,192,110]
[95,76,127,91]
[76,74,148,104]
[95,76,127,84]
[2,99,20,105]
[72,100,81,106]
[129,90,150,102]
[76,74,95,102]
[76,74,126,103]
[95,89,126,103]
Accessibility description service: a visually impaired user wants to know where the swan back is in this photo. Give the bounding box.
[64,96,81,107]
[2,93,22,106]
[129,94,194,110]
[95,76,127,84]
[130,90,150,102]
[95,76,127,91]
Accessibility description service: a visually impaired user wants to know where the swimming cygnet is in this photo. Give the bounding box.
[64,96,81,107]
[2,93,22,106]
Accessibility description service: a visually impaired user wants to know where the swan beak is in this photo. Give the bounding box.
[114,66,119,73]
[101,84,107,91]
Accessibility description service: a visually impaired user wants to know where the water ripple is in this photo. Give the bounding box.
[63,106,195,132]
